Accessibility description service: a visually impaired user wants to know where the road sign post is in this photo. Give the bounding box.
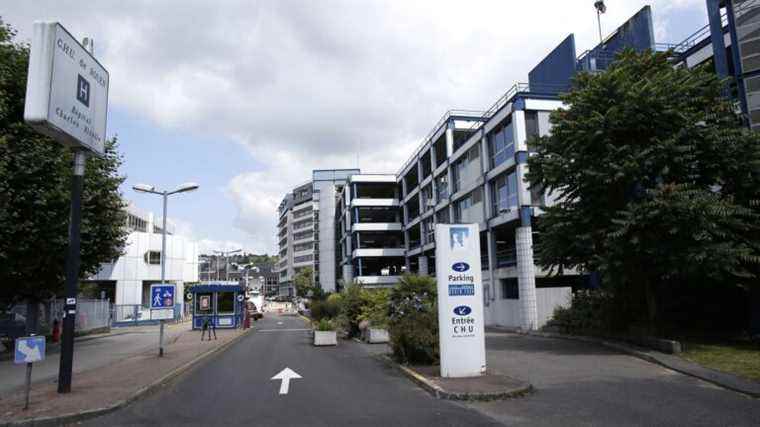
[24,21,109,394]
[15,336,46,410]
[151,284,176,357]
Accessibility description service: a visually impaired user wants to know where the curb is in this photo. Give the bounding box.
[1,327,255,427]
[378,355,533,401]
[511,330,760,399]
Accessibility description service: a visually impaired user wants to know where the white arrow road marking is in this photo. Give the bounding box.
[271,367,302,395]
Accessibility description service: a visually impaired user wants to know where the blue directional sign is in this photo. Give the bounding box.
[150,284,176,309]
[15,336,45,364]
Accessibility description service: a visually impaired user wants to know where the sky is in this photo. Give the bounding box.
[2,0,709,255]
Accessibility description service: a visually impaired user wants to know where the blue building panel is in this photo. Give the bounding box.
[577,6,655,72]
[528,34,577,94]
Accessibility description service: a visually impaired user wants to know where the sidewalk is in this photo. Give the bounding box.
[0,321,190,395]
[0,325,250,425]
[489,327,760,398]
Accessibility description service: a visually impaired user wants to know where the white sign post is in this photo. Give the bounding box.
[23,22,109,394]
[434,224,486,378]
[24,22,109,154]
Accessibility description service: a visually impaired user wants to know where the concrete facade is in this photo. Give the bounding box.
[276,170,359,295]
[86,203,199,312]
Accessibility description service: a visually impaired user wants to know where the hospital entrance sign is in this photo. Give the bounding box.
[434,224,486,378]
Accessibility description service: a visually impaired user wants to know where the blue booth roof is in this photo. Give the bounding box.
[189,283,245,293]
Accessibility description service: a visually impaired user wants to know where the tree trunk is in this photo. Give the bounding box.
[750,286,760,338]
[25,300,39,335]
[644,281,658,336]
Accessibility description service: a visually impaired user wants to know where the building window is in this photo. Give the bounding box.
[491,171,518,216]
[144,251,161,265]
[435,174,448,200]
[423,218,435,244]
[294,242,312,252]
[453,188,482,223]
[452,144,480,193]
[217,292,235,314]
[501,279,519,299]
[294,254,313,263]
[436,208,450,224]
[127,213,148,233]
[421,185,434,212]
[489,118,515,169]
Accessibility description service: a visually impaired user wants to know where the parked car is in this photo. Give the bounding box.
[246,302,263,321]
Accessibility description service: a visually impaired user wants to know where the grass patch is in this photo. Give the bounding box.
[682,341,760,382]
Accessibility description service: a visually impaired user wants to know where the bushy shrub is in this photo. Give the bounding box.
[310,292,342,321]
[547,289,626,335]
[325,293,343,318]
[336,282,365,337]
[315,318,334,331]
[358,288,391,329]
[388,274,438,365]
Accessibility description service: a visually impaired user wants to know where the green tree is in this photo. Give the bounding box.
[0,19,129,310]
[294,267,316,298]
[527,49,760,332]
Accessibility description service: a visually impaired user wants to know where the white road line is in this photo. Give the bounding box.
[257,328,311,332]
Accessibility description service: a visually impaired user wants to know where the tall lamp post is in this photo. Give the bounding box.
[594,1,607,45]
[133,182,199,357]
[214,249,242,282]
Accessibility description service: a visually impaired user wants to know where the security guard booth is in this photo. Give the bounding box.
[189,282,245,329]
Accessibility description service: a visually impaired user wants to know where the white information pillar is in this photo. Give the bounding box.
[434,224,486,378]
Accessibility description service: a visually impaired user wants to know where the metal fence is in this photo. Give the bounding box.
[50,298,111,333]
[112,304,184,326]
[2,299,110,338]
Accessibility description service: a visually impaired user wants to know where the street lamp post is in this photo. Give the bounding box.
[594,1,607,45]
[133,182,199,357]
[213,249,241,282]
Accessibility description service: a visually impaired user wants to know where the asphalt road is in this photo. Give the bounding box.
[85,314,499,427]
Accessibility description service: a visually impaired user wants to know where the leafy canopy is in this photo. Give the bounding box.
[527,49,760,293]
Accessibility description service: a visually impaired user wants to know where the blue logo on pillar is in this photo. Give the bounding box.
[453,305,472,316]
[452,262,470,272]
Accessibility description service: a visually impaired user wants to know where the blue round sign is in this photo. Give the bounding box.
[452,262,470,272]
[453,305,472,316]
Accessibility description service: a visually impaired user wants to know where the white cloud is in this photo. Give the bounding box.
[4,0,707,254]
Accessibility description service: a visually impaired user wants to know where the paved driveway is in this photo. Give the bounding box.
[465,332,760,426]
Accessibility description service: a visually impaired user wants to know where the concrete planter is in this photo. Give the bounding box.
[367,328,390,344]
[314,330,337,346]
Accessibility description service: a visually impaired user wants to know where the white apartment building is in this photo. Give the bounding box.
[86,203,199,314]
[276,170,359,295]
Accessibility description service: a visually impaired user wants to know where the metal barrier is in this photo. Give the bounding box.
[50,298,111,333]
[111,303,183,326]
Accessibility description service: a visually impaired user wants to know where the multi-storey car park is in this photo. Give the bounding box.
[335,174,404,287]
[279,3,756,329]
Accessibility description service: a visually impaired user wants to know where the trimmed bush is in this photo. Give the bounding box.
[388,275,438,365]
[315,318,334,331]
[358,288,391,329]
